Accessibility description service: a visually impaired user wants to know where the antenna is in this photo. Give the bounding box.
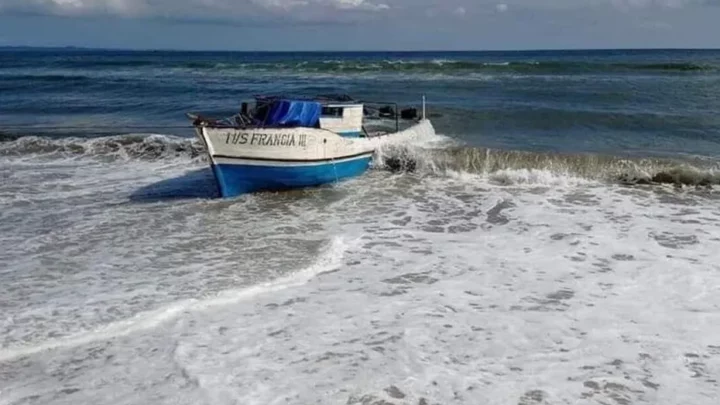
[422,95,426,120]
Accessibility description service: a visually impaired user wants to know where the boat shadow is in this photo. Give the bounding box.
[128,168,221,202]
[128,167,357,203]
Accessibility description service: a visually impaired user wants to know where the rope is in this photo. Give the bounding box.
[331,156,339,183]
[323,138,339,183]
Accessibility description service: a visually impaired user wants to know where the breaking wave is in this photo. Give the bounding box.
[3,133,719,188]
[2,59,714,77]
[0,133,206,161]
[376,144,720,187]
[174,60,717,75]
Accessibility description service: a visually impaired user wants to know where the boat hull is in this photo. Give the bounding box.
[193,119,435,198]
[211,153,373,197]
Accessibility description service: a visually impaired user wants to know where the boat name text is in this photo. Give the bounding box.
[225,132,308,147]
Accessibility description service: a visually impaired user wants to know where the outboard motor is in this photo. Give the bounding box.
[400,108,418,120]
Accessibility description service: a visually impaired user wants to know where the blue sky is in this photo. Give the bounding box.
[0,0,718,50]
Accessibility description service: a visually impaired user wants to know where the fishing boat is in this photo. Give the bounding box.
[187,94,435,198]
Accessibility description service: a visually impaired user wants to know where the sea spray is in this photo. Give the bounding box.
[374,142,720,187]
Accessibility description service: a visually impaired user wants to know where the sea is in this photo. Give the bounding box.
[1,48,720,405]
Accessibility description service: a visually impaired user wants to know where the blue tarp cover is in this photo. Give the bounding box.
[265,100,322,127]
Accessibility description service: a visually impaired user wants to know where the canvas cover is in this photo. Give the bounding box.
[264,99,322,127]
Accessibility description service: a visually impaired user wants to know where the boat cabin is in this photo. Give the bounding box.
[319,103,363,137]
[247,95,365,138]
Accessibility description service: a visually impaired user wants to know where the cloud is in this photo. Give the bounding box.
[599,0,713,9]
[330,0,389,10]
[0,0,390,20]
[0,0,716,22]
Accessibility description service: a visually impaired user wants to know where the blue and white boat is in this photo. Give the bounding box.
[187,94,435,198]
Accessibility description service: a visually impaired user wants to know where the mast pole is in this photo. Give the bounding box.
[422,95,426,120]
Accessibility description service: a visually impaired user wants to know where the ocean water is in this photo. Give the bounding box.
[1,49,720,405]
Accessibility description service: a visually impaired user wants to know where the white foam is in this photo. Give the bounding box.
[164,179,720,405]
[3,145,720,405]
[487,168,594,186]
[0,132,202,163]
[0,236,348,363]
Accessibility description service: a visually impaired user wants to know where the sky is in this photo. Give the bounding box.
[0,0,718,50]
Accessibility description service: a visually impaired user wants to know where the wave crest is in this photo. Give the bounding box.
[375,144,720,187]
[4,133,719,188]
[194,60,714,75]
[11,59,707,75]
[0,133,206,161]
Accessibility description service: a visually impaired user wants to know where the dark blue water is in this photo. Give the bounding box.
[2,48,720,161]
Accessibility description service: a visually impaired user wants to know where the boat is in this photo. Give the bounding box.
[187,94,436,198]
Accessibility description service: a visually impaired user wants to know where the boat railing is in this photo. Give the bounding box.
[189,94,425,132]
[357,100,399,133]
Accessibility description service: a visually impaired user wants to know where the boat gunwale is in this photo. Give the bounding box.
[211,150,375,164]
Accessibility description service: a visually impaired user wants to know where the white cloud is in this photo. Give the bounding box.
[0,0,390,18]
[331,0,389,10]
[254,0,310,11]
[0,0,715,21]
[607,0,712,9]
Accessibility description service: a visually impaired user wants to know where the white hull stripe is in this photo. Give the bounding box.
[212,152,373,167]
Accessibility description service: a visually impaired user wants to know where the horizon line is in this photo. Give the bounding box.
[2,45,720,53]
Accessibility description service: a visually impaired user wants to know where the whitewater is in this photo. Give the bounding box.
[3,48,720,405]
[1,130,719,405]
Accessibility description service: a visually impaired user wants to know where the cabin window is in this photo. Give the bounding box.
[321,106,343,117]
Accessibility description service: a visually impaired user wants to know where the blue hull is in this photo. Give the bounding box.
[211,154,373,197]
